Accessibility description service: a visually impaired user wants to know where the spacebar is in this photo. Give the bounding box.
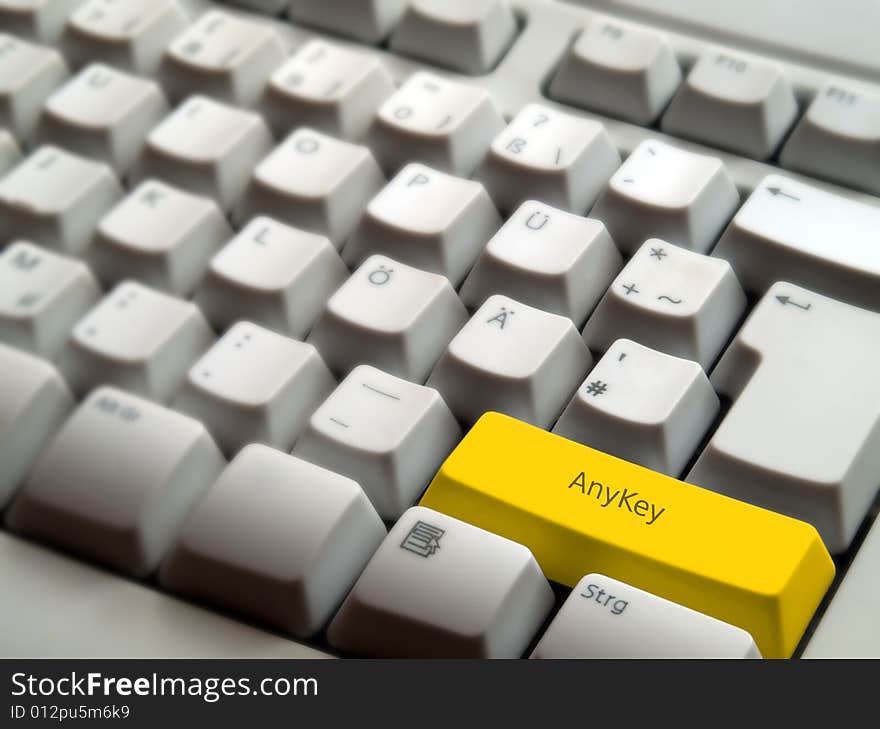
[0,531,333,658]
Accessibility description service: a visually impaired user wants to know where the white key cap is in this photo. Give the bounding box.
[236,128,384,247]
[427,294,592,427]
[62,281,215,402]
[90,179,231,297]
[294,365,461,519]
[7,386,225,577]
[160,444,384,637]
[343,163,501,286]
[0,344,73,508]
[460,202,622,327]
[159,10,285,106]
[0,242,100,360]
[309,254,468,383]
[34,63,169,175]
[804,514,880,657]
[662,49,798,160]
[590,139,739,254]
[0,127,21,174]
[0,146,122,255]
[62,0,188,75]
[389,0,517,76]
[687,282,880,553]
[781,83,880,196]
[549,18,682,125]
[713,174,880,312]
[174,322,334,455]
[531,574,759,658]
[366,71,505,176]
[0,34,68,141]
[260,40,394,140]
[0,0,84,43]
[328,506,553,658]
[134,96,273,212]
[475,103,620,214]
[583,239,746,368]
[195,217,347,339]
[287,0,407,44]
[553,339,719,477]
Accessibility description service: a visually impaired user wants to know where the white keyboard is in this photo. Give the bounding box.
[1,0,879,659]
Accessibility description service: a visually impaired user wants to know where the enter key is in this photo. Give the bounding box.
[420,412,834,658]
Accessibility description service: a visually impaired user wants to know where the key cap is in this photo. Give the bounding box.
[662,49,798,160]
[590,139,739,254]
[343,163,501,286]
[7,386,225,577]
[419,411,834,658]
[161,444,384,637]
[460,202,621,327]
[159,10,285,106]
[553,339,719,477]
[0,34,68,141]
[195,217,347,339]
[366,71,505,176]
[582,239,747,368]
[90,179,232,297]
[259,39,394,141]
[0,344,73,508]
[781,83,880,196]
[549,18,681,126]
[174,322,334,455]
[0,0,84,44]
[389,0,517,76]
[532,573,759,658]
[62,0,188,75]
[134,96,273,212]
[236,127,384,247]
[0,146,122,255]
[328,506,553,658]
[475,103,620,214]
[309,254,468,383]
[34,63,169,175]
[0,127,21,174]
[293,365,461,519]
[804,514,880,658]
[287,0,407,44]
[427,294,592,427]
[713,174,880,312]
[62,281,215,402]
[0,242,101,360]
[688,282,880,553]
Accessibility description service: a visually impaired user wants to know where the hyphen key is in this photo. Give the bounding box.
[420,412,834,658]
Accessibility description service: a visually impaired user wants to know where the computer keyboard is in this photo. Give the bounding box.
[0,0,878,660]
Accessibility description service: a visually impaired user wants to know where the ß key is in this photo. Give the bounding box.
[174,322,335,456]
[287,0,407,44]
[688,282,880,553]
[161,445,385,638]
[582,239,747,368]
[590,139,739,254]
[294,365,461,520]
[62,281,215,402]
[419,412,834,658]
[308,254,468,383]
[427,294,592,427]
[195,216,348,339]
[0,344,73,508]
[7,386,225,577]
[328,506,553,658]
[532,574,759,658]
[553,339,720,477]
[0,242,100,360]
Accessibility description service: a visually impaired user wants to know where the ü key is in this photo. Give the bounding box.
[420,412,834,658]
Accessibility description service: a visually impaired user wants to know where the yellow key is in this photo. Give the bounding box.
[420,412,834,658]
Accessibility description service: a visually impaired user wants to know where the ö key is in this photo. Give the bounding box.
[420,412,834,658]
